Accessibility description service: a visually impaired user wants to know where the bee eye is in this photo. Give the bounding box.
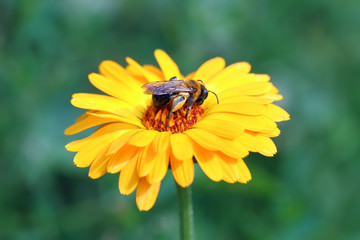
[201,88,208,99]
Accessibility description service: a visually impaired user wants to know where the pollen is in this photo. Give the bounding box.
[143,104,204,133]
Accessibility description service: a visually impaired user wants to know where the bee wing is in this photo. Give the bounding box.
[142,80,195,95]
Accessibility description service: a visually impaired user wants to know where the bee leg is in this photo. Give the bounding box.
[186,98,193,120]
[166,110,172,127]
[171,96,187,112]
[167,95,187,127]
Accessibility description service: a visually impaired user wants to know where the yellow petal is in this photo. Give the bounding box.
[146,132,171,184]
[184,128,227,151]
[154,49,183,80]
[107,145,139,173]
[220,138,249,159]
[137,144,156,177]
[88,146,110,179]
[65,139,86,152]
[192,143,222,182]
[235,132,264,152]
[73,131,122,167]
[99,60,143,88]
[203,83,279,110]
[64,113,116,135]
[262,94,283,102]
[126,57,161,83]
[71,93,143,120]
[263,104,290,122]
[185,71,195,79]
[152,131,171,153]
[221,81,273,97]
[146,147,170,184]
[257,135,277,156]
[143,65,164,79]
[75,111,91,122]
[218,95,275,105]
[88,111,145,129]
[193,57,225,83]
[194,118,244,139]
[237,159,252,183]
[170,133,193,161]
[108,130,142,154]
[217,153,240,183]
[228,73,258,86]
[170,153,194,187]
[119,157,139,195]
[125,64,148,83]
[238,115,272,132]
[136,178,161,211]
[203,113,268,132]
[262,127,281,137]
[206,102,266,116]
[71,92,130,109]
[227,114,268,132]
[254,74,271,82]
[267,85,280,94]
[127,130,158,147]
[65,123,138,152]
[207,62,251,91]
[260,117,278,134]
[88,73,143,106]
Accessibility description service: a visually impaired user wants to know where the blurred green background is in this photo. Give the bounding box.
[1,0,360,239]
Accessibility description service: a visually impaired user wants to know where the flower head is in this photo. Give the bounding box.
[65,49,289,211]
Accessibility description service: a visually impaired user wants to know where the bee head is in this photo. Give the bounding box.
[195,83,208,105]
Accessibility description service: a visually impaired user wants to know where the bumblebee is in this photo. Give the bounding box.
[142,76,219,120]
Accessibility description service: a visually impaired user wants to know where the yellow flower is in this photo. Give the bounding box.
[65,49,289,211]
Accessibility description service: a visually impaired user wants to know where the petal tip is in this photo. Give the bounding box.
[88,72,97,80]
[99,60,113,67]
[64,128,71,135]
[154,49,165,55]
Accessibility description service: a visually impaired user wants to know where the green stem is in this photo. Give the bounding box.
[176,184,194,240]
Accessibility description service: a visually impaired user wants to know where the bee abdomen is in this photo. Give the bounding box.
[152,94,171,108]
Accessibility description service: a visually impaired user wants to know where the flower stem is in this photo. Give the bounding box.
[176,184,194,240]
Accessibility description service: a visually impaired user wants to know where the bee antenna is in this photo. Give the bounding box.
[209,91,219,104]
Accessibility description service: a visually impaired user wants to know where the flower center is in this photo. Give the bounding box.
[143,103,204,133]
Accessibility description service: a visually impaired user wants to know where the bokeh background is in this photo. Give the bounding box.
[1,0,360,239]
